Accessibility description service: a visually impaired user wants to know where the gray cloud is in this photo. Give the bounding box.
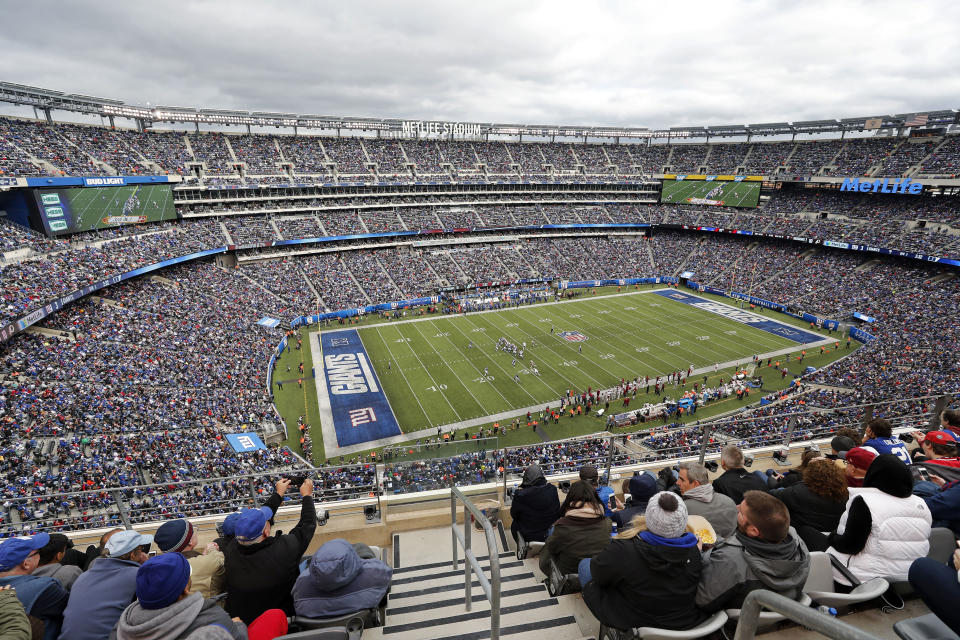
[1,0,958,128]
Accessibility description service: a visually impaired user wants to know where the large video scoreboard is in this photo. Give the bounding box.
[660,175,762,208]
[33,183,177,235]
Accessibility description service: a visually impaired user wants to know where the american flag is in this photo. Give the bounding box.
[905,113,929,127]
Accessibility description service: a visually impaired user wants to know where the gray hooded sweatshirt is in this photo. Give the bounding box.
[695,526,810,612]
[111,592,247,640]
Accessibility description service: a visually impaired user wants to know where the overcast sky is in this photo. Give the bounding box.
[2,0,958,129]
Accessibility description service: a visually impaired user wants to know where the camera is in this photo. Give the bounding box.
[282,474,307,488]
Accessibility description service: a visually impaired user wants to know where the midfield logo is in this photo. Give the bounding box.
[559,331,588,342]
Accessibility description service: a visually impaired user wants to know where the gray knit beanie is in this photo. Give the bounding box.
[644,491,688,538]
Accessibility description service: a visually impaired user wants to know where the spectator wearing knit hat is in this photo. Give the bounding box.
[111,553,247,640]
[224,477,316,624]
[580,492,706,632]
[60,529,153,640]
[156,520,225,599]
[0,533,69,640]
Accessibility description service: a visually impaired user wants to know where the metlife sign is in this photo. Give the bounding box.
[839,177,923,194]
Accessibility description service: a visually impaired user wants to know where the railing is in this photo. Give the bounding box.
[2,393,951,537]
[734,590,877,640]
[450,486,502,640]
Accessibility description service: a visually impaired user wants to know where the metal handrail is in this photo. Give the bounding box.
[450,486,502,640]
[733,590,878,640]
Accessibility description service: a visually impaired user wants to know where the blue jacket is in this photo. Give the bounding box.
[0,574,68,640]
[923,481,960,536]
[58,556,140,640]
[292,539,392,618]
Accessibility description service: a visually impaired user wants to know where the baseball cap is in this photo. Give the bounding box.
[579,464,599,483]
[925,431,957,446]
[221,512,242,537]
[136,553,192,610]
[106,529,154,557]
[844,446,878,471]
[0,533,50,571]
[234,506,274,542]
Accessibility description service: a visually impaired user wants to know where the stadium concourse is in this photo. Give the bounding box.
[1,109,960,638]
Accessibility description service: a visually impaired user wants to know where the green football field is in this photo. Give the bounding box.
[351,290,802,431]
[65,184,176,232]
[660,179,761,208]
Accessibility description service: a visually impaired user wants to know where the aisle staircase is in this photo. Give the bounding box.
[365,525,591,640]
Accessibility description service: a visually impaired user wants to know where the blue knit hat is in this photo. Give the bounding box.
[155,519,194,553]
[136,553,192,610]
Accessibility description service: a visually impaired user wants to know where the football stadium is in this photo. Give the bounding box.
[1,6,960,639]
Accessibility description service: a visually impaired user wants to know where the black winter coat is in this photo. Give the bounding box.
[510,481,561,542]
[582,535,706,631]
[712,467,766,505]
[771,482,846,533]
[224,496,317,624]
[538,512,611,576]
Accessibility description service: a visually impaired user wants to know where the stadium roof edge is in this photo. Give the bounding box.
[1,81,958,139]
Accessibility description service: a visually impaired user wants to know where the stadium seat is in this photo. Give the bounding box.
[546,557,581,596]
[290,609,379,632]
[803,551,889,609]
[893,613,960,640]
[515,531,545,560]
[926,528,956,565]
[598,611,728,640]
[884,529,956,600]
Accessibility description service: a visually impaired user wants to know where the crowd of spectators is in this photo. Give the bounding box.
[321,137,369,175]
[187,133,235,176]
[667,144,709,173]
[364,140,409,177]
[57,123,146,175]
[787,139,843,176]
[230,134,283,175]
[4,116,960,185]
[918,135,960,177]
[705,143,749,174]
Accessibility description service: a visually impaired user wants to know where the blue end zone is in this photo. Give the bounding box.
[320,330,401,447]
[653,290,823,344]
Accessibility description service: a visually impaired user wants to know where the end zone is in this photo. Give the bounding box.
[312,329,402,456]
[653,289,824,343]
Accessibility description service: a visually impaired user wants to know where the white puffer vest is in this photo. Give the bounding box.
[828,487,931,585]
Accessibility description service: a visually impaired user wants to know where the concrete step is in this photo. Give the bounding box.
[388,560,534,604]
[382,525,587,640]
